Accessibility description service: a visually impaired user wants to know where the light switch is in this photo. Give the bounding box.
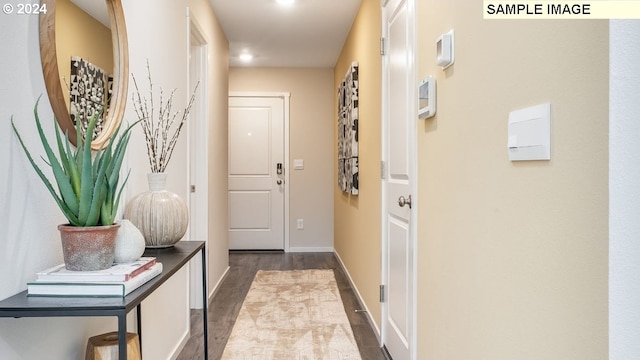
[293,159,304,170]
[508,103,551,161]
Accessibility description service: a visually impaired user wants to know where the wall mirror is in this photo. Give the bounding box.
[40,0,128,150]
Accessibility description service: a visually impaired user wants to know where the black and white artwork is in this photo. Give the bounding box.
[69,56,107,139]
[338,62,359,195]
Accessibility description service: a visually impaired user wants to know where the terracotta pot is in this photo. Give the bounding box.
[58,223,120,271]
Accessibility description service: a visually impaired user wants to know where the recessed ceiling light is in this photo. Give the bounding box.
[276,0,294,6]
[239,53,253,63]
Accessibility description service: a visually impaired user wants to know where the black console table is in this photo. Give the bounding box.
[0,241,209,360]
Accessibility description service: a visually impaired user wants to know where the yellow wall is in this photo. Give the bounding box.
[55,0,113,108]
[229,68,335,250]
[416,2,608,359]
[334,0,383,328]
[334,1,609,357]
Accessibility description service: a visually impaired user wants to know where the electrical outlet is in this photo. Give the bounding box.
[296,219,304,230]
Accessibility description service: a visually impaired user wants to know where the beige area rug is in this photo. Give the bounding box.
[221,269,362,360]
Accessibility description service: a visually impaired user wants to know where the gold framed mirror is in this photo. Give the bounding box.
[39,0,128,150]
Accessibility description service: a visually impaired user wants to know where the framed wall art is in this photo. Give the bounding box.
[337,62,359,195]
[69,56,108,139]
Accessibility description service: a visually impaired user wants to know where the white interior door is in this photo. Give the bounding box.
[382,0,416,359]
[228,95,285,250]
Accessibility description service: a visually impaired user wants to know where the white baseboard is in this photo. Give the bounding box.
[287,246,334,253]
[333,250,382,341]
[169,328,191,360]
[171,265,230,359]
[209,265,230,302]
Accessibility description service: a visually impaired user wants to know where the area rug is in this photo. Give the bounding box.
[221,269,362,360]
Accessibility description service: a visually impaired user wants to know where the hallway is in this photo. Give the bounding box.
[176,252,387,359]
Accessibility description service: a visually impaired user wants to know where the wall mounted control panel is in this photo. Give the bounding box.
[436,30,455,69]
[418,76,436,119]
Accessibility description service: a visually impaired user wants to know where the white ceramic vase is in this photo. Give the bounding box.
[124,173,189,248]
[114,219,146,263]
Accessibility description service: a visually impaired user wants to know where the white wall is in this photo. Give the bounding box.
[0,0,227,358]
[123,4,192,357]
[0,8,113,360]
[610,19,640,360]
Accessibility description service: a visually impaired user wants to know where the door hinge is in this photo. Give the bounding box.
[380,284,386,302]
[380,37,386,56]
[381,161,386,179]
[190,185,196,193]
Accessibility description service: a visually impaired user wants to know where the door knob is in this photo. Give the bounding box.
[398,195,412,208]
[277,179,283,185]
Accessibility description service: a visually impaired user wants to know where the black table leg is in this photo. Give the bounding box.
[118,312,128,360]
[201,246,209,360]
[137,304,143,358]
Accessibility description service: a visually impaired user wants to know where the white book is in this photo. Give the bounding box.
[27,263,163,298]
[36,257,156,283]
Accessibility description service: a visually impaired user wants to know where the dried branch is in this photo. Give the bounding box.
[131,61,200,173]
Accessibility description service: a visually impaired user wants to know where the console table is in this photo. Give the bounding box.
[0,241,209,360]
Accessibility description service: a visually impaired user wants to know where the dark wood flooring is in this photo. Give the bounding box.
[175,251,387,360]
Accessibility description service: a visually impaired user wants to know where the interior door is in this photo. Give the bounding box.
[228,96,285,250]
[382,0,416,359]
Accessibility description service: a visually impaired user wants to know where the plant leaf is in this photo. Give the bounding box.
[76,111,104,226]
[55,126,80,215]
[11,114,81,226]
[12,99,139,227]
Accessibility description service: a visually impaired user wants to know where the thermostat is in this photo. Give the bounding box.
[436,30,454,69]
[418,76,436,119]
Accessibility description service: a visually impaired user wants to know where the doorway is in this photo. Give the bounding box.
[228,93,290,250]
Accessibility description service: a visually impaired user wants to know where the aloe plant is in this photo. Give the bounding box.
[11,98,139,227]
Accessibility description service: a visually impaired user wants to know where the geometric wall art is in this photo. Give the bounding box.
[337,62,359,195]
[69,56,107,139]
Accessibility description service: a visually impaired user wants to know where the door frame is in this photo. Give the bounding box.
[185,8,211,309]
[187,10,209,308]
[228,91,291,251]
[380,0,418,358]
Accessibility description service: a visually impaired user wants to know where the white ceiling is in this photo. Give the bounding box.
[70,0,110,28]
[208,0,362,67]
[70,0,362,68]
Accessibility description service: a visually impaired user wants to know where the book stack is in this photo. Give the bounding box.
[27,257,162,298]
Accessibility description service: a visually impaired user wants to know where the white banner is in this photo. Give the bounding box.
[484,1,640,19]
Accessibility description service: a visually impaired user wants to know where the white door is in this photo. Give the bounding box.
[382,0,416,359]
[228,95,286,250]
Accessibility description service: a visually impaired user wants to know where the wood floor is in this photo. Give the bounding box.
[176,251,388,360]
